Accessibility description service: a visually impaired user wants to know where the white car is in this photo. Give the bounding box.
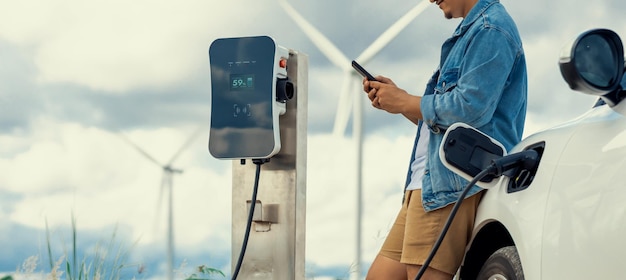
[441,28,626,280]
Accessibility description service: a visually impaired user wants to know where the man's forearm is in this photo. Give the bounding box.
[402,95,423,125]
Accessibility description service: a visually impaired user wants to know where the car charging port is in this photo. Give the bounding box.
[506,141,545,193]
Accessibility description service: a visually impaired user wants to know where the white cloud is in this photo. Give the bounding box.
[0,1,283,92]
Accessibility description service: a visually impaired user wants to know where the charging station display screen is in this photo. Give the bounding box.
[209,36,277,159]
[230,74,255,90]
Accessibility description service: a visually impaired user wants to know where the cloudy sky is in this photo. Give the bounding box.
[1,0,625,279]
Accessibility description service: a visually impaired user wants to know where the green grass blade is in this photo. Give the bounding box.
[66,260,72,280]
[71,213,77,280]
[45,219,55,270]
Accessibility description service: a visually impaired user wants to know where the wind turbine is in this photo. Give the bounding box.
[119,127,204,280]
[279,0,431,279]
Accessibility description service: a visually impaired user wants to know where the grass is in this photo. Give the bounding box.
[44,215,139,280]
[3,214,226,280]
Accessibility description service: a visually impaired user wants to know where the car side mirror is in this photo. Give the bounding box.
[559,28,625,106]
[439,123,506,189]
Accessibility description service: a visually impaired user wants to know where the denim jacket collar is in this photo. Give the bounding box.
[453,0,499,37]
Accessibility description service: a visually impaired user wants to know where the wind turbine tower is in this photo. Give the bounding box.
[279,0,431,279]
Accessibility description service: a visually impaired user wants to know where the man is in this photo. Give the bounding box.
[364,0,527,279]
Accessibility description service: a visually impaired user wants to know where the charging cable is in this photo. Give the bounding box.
[232,159,268,280]
[414,150,539,280]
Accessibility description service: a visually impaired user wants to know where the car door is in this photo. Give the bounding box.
[541,105,626,279]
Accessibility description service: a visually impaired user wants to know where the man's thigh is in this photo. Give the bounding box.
[402,190,482,276]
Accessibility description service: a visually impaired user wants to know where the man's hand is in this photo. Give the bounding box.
[361,76,423,124]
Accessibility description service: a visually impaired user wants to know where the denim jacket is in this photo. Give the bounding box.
[411,0,527,211]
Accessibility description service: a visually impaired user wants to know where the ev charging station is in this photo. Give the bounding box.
[208,36,307,280]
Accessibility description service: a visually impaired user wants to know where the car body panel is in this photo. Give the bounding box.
[466,106,626,279]
[465,102,626,279]
[542,104,626,279]
[469,125,571,279]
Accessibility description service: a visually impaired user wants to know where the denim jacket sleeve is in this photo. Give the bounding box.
[421,26,523,133]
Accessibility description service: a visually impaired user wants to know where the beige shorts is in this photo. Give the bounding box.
[379,189,483,275]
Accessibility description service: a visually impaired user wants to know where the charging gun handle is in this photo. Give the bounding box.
[491,150,539,176]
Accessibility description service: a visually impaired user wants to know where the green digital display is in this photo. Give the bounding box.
[230,74,255,90]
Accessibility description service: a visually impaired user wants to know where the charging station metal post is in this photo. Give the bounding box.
[208,36,307,279]
[229,49,307,279]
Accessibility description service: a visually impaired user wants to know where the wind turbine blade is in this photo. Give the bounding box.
[279,0,351,69]
[118,133,163,167]
[356,0,431,63]
[332,71,356,137]
[167,125,204,166]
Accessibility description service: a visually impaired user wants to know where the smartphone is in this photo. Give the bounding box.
[351,60,378,81]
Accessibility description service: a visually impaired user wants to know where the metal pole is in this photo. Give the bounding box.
[231,49,308,280]
[354,78,364,280]
[167,172,174,280]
